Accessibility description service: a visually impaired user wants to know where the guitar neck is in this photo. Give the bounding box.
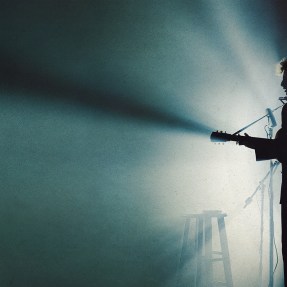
[210,131,272,143]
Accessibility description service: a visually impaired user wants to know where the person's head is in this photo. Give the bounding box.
[279,58,287,129]
[277,58,287,131]
[279,57,287,94]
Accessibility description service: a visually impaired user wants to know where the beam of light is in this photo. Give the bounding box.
[0,53,212,136]
[167,2,285,286]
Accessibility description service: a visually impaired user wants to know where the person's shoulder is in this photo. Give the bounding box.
[276,128,287,139]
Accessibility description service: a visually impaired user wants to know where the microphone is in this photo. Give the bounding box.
[266,108,277,127]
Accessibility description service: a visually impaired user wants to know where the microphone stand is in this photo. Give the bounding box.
[267,123,275,287]
[232,104,283,135]
[244,161,279,287]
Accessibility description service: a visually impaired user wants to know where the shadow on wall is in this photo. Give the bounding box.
[0,53,212,136]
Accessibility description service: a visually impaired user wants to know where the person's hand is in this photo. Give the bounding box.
[238,133,250,146]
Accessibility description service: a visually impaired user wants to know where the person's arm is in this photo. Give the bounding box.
[238,135,277,161]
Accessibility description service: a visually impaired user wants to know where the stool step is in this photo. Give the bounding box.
[212,258,224,262]
[213,251,223,255]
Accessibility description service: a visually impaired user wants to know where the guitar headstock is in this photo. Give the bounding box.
[210,131,233,142]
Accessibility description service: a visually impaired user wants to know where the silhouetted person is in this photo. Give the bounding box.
[239,57,287,286]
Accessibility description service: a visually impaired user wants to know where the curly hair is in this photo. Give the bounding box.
[277,57,287,74]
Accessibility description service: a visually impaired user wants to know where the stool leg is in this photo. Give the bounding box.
[196,217,204,287]
[177,217,191,287]
[179,217,191,266]
[218,216,234,287]
[205,216,213,286]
